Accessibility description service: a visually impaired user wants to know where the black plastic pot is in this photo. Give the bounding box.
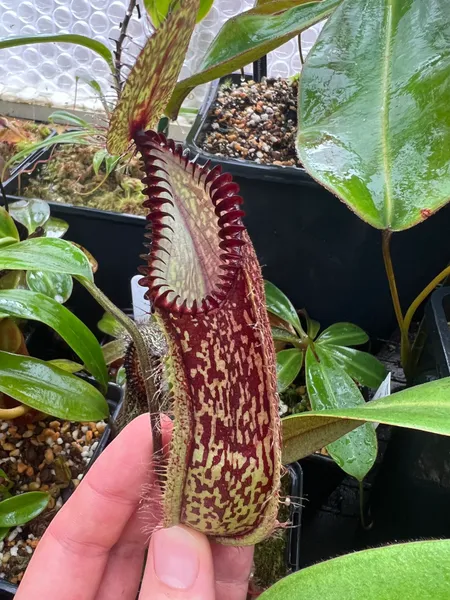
[186,75,450,339]
[0,381,123,597]
[368,288,450,543]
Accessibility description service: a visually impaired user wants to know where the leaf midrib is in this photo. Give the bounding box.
[381,0,394,227]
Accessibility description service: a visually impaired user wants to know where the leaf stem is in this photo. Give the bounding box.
[297,34,304,65]
[114,0,137,94]
[0,405,29,420]
[401,264,450,370]
[381,230,404,330]
[77,277,162,456]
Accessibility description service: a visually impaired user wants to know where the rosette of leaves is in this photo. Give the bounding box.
[266,281,386,482]
[0,203,108,423]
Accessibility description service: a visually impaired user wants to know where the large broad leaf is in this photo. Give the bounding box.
[282,377,450,464]
[0,492,49,528]
[265,281,303,336]
[0,34,114,71]
[317,322,368,346]
[277,348,304,392]
[0,289,107,389]
[0,238,93,281]
[165,0,341,118]
[0,351,109,421]
[107,0,200,155]
[0,207,19,246]
[259,540,450,599]
[26,271,73,304]
[43,217,69,239]
[297,0,450,231]
[323,344,387,389]
[8,199,50,235]
[306,347,377,480]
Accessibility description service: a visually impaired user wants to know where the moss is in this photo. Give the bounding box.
[252,472,293,590]
[21,145,146,216]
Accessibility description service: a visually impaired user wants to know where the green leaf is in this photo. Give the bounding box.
[317,323,369,346]
[276,348,303,392]
[0,34,114,71]
[0,289,107,388]
[0,238,93,281]
[92,149,107,175]
[104,155,120,176]
[44,217,69,239]
[144,0,213,26]
[166,0,341,118]
[305,347,377,480]
[0,270,25,290]
[8,199,50,234]
[0,528,9,541]
[0,351,109,421]
[116,365,126,386]
[297,0,450,231]
[0,492,49,528]
[48,110,92,129]
[102,339,125,365]
[282,377,450,465]
[264,281,302,336]
[26,271,73,304]
[48,359,83,374]
[259,540,450,600]
[0,207,19,244]
[107,0,200,154]
[97,312,126,339]
[324,345,387,389]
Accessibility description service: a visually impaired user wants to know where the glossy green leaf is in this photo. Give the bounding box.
[297,0,450,231]
[259,540,450,599]
[317,323,369,346]
[144,0,213,26]
[0,34,114,71]
[324,345,387,389]
[102,339,125,365]
[265,281,302,336]
[305,347,377,480]
[0,492,49,528]
[166,0,341,118]
[26,271,73,304]
[299,309,320,340]
[48,359,83,373]
[107,0,199,154]
[8,199,50,234]
[97,312,126,338]
[104,155,120,176]
[276,348,304,393]
[282,377,450,464]
[0,351,109,421]
[0,207,19,245]
[0,289,107,388]
[44,217,69,239]
[0,238,93,281]
[0,528,9,541]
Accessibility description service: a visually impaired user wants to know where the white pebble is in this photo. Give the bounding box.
[65,443,71,449]
[57,438,63,445]
[55,497,63,510]
[25,545,33,555]
[9,457,16,463]
[0,423,8,431]
[81,426,88,434]
[8,528,19,542]
[22,430,33,438]
[27,534,35,540]
[72,430,79,441]
[81,451,89,458]
[15,441,24,448]
[91,442,99,451]
[46,437,54,446]
[261,113,269,121]
[96,422,104,429]
[77,473,83,480]
[0,541,4,552]
[66,459,74,467]
[10,546,18,557]
[211,122,219,130]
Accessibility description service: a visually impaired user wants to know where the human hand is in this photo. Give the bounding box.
[15,414,254,600]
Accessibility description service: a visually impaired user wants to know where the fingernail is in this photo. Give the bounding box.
[152,526,200,590]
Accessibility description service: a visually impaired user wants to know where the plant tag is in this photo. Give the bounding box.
[372,372,391,429]
[131,275,151,323]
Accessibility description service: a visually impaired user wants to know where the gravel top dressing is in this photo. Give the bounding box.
[0,417,106,585]
[199,77,301,168]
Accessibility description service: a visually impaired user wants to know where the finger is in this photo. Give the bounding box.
[210,542,254,600]
[139,525,215,600]
[16,414,156,600]
[97,419,173,600]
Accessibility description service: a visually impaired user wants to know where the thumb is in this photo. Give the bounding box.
[140,525,215,599]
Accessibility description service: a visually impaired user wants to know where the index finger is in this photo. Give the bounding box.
[16,414,161,600]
